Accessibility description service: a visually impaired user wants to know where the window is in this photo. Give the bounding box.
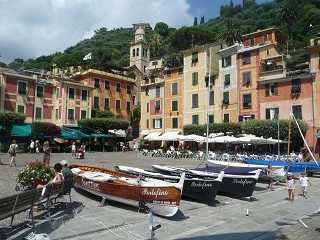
[265,83,278,96]
[18,81,27,95]
[153,119,162,129]
[224,74,230,88]
[144,66,146,73]
[145,87,149,96]
[35,107,42,119]
[242,52,251,65]
[81,110,87,120]
[243,72,251,86]
[56,87,60,98]
[156,86,160,97]
[250,38,254,46]
[205,75,215,88]
[171,82,178,95]
[292,105,302,120]
[81,90,87,101]
[69,87,75,99]
[116,83,121,92]
[55,109,59,120]
[104,98,109,110]
[68,109,74,120]
[155,100,161,113]
[208,114,214,124]
[36,86,44,97]
[192,72,198,86]
[192,94,198,108]
[209,91,214,105]
[192,115,199,125]
[105,81,110,90]
[172,100,178,111]
[222,56,231,67]
[291,79,301,95]
[17,105,24,114]
[94,78,100,88]
[191,52,198,64]
[132,48,135,57]
[136,47,139,57]
[172,118,178,129]
[266,108,279,120]
[223,113,230,123]
[94,96,99,109]
[147,102,149,113]
[127,101,131,112]
[146,119,149,128]
[127,85,131,94]
[116,100,121,110]
[223,92,229,105]
[243,94,252,109]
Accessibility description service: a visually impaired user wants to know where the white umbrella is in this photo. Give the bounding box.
[210,135,238,143]
[154,131,180,141]
[177,134,206,143]
[144,132,162,141]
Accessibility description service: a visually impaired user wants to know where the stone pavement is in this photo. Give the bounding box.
[1,151,320,240]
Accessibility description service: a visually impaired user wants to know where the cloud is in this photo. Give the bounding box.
[0,0,192,63]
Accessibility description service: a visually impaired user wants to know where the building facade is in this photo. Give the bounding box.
[183,43,221,126]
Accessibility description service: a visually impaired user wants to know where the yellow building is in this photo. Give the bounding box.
[164,67,184,131]
[217,43,241,123]
[183,43,221,125]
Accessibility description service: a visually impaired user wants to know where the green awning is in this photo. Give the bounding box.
[61,127,90,140]
[11,124,32,137]
[317,129,320,139]
[90,133,114,138]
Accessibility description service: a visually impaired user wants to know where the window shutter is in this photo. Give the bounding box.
[265,84,270,96]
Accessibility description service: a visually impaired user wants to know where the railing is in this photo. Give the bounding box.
[260,64,283,73]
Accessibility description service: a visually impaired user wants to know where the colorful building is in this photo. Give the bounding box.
[217,43,241,123]
[238,28,282,121]
[164,67,184,131]
[183,43,221,126]
[72,69,136,121]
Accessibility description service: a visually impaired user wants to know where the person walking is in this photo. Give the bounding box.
[299,172,311,198]
[287,174,295,201]
[29,140,35,153]
[42,141,51,166]
[71,142,76,158]
[266,164,274,190]
[8,140,18,167]
[35,140,40,153]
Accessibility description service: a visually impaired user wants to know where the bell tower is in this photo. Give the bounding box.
[130,23,150,75]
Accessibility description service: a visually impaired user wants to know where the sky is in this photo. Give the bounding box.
[0,0,268,64]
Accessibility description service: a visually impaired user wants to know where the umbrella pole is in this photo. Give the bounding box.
[287,120,291,155]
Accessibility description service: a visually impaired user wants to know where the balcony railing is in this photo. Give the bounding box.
[260,64,283,73]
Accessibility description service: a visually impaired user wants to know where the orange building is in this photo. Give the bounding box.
[164,67,184,131]
[73,69,136,121]
[238,28,282,121]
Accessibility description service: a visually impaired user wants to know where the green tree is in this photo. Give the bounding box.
[154,22,170,37]
[279,0,300,40]
[95,110,115,118]
[200,16,205,24]
[193,17,198,26]
[0,61,7,67]
[218,18,242,46]
[8,58,24,70]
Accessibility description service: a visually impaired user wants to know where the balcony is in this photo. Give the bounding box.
[291,86,301,97]
[259,61,285,82]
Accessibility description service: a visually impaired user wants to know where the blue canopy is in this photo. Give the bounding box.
[61,127,90,140]
[11,124,32,137]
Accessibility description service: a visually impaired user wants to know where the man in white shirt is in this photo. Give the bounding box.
[299,173,310,198]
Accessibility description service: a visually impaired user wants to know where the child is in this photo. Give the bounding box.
[287,174,295,201]
[299,173,310,198]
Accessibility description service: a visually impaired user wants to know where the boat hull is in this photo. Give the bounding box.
[115,166,221,206]
[152,165,259,198]
[72,165,183,217]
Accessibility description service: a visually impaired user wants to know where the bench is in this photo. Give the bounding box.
[0,189,39,229]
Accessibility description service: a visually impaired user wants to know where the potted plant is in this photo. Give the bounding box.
[17,160,54,189]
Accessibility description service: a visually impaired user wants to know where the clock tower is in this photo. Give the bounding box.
[130,23,150,75]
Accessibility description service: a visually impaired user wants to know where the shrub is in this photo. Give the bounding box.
[78,118,129,133]
[184,123,241,136]
[95,110,115,118]
[17,160,54,188]
[0,112,25,128]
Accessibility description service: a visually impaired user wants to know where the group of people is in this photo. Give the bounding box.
[71,142,86,159]
[286,173,311,201]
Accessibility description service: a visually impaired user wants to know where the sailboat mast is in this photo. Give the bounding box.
[205,48,212,161]
[287,120,291,155]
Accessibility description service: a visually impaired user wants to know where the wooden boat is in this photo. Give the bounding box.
[115,165,224,206]
[71,165,185,217]
[152,165,261,198]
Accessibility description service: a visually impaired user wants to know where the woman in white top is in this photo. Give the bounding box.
[287,175,295,201]
[8,140,18,167]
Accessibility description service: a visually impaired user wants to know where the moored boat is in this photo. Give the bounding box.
[71,165,185,217]
[152,165,260,198]
[115,165,224,206]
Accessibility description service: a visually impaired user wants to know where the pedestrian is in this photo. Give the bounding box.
[42,141,51,166]
[299,172,311,198]
[29,140,35,153]
[8,140,18,167]
[60,160,74,191]
[287,174,295,201]
[71,142,76,158]
[266,164,274,190]
[77,143,86,159]
[35,140,40,153]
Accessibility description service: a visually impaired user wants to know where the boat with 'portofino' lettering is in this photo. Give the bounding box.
[71,164,185,217]
[115,165,224,206]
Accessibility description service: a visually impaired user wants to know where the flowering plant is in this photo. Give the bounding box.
[17,160,54,188]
